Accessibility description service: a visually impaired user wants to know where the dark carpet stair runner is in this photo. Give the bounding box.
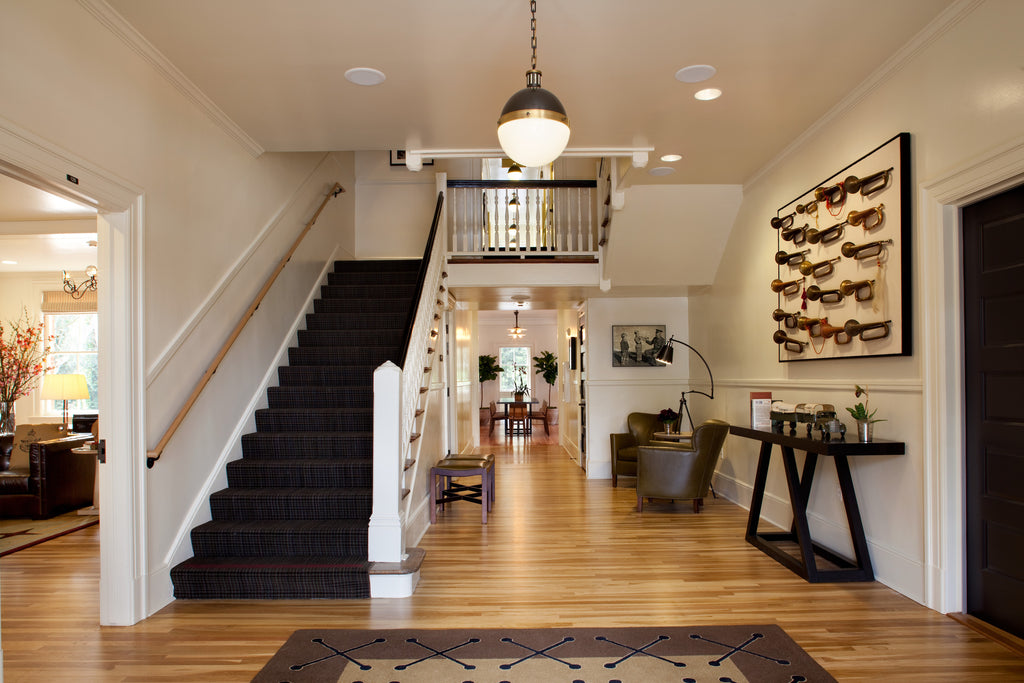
[170,259,420,599]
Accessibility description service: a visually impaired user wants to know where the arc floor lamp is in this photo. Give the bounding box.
[655,337,715,432]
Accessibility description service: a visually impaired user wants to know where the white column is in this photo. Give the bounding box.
[369,361,404,563]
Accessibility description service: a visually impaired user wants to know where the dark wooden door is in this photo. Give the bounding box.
[963,183,1024,638]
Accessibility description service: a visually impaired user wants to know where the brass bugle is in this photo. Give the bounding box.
[841,239,893,259]
[773,329,806,352]
[813,183,846,205]
[819,320,852,344]
[770,277,804,296]
[775,248,810,266]
[843,167,893,196]
[796,198,818,215]
[805,284,843,304]
[770,211,796,230]
[805,220,847,245]
[797,316,824,337]
[839,279,875,302]
[798,256,841,278]
[843,318,892,341]
[772,308,800,328]
[848,203,885,230]
[780,223,807,245]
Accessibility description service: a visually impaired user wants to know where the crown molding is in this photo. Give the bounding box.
[744,0,984,189]
[77,0,265,158]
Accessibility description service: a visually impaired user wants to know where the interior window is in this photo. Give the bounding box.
[43,313,99,413]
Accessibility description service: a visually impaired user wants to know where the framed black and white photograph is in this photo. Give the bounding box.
[612,324,667,367]
[389,150,433,167]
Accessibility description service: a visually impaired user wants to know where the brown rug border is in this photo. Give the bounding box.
[253,624,836,682]
[0,515,98,557]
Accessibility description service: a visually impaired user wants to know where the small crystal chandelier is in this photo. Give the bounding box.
[497,0,570,168]
[63,265,98,299]
[508,310,527,339]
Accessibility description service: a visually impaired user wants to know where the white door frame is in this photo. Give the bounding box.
[920,136,1024,614]
[0,119,148,625]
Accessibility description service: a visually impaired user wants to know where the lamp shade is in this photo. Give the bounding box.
[497,77,570,168]
[655,344,673,365]
[40,373,90,401]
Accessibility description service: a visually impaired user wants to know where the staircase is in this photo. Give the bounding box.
[170,259,421,599]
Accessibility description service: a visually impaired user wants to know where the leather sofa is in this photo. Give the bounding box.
[635,419,729,512]
[610,412,687,486]
[1,428,95,519]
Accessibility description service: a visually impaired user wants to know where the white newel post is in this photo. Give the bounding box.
[369,361,405,563]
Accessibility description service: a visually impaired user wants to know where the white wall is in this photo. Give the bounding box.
[0,0,357,618]
[353,152,439,259]
[583,297,692,479]
[689,0,1024,608]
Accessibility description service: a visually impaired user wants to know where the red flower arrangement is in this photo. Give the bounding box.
[0,309,53,432]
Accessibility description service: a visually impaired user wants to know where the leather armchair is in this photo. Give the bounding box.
[635,419,729,512]
[610,412,681,487]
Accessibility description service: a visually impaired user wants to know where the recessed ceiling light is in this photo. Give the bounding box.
[344,67,386,86]
[660,154,683,162]
[694,88,722,101]
[1,260,16,265]
[649,166,676,176]
[675,64,717,84]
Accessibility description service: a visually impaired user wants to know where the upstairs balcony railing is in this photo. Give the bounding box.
[447,179,598,259]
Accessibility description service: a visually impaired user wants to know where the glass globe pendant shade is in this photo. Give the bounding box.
[497,71,570,168]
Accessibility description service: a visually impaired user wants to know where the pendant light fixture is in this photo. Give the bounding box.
[508,310,527,339]
[497,0,570,168]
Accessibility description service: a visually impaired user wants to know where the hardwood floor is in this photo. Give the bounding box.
[2,428,1023,681]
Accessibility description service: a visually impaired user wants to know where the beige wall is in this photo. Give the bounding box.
[690,0,1024,605]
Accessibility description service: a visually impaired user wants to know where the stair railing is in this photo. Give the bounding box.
[447,179,597,257]
[370,183,447,564]
[146,183,345,468]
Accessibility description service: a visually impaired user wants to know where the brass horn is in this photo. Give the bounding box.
[843,318,892,341]
[848,203,885,230]
[772,308,800,329]
[773,329,806,353]
[819,320,852,344]
[780,223,808,245]
[805,284,843,304]
[796,198,818,215]
[805,220,847,245]
[813,183,846,205]
[797,316,824,337]
[798,256,841,278]
[843,167,893,196]
[839,279,875,302]
[770,277,804,296]
[775,248,811,266]
[841,239,893,260]
[770,211,796,230]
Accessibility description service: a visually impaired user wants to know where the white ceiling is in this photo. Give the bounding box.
[107,0,955,184]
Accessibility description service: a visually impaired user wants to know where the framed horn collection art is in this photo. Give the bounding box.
[772,132,911,362]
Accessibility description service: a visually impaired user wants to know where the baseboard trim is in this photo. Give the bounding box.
[948,613,1024,657]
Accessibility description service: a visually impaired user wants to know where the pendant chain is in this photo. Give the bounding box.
[530,0,538,71]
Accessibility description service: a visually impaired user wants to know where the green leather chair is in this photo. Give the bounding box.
[609,412,681,487]
[635,418,729,512]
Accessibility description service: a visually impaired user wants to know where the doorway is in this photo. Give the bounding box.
[962,182,1024,638]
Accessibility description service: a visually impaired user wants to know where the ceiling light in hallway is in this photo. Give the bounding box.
[675,64,717,83]
[695,88,722,101]
[344,67,386,86]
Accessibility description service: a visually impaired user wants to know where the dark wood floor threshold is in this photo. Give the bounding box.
[948,613,1024,657]
[447,256,598,264]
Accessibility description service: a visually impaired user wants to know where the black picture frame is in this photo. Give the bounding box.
[389,150,434,167]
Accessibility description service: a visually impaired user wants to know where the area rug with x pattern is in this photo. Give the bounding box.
[252,625,836,682]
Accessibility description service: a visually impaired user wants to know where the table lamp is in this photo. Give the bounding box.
[40,373,90,432]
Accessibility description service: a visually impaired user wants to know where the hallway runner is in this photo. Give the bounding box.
[253,625,835,682]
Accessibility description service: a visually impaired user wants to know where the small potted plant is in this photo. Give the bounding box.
[846,384,885,442]
[512,365,530,402]
[658,407,680,434]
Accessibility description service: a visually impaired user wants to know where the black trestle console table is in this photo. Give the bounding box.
[729,425,905,583]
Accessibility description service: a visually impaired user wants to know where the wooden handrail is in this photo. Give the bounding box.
[146,183,345,467]
[400,191,445,367]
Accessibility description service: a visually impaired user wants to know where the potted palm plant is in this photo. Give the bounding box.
[478,354,504,424]
[532,350,558,425]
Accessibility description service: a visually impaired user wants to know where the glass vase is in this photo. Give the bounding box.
[0,401,14,434]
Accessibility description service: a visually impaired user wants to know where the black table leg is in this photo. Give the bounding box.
[781,445,818,581]
[835,454,874,580]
